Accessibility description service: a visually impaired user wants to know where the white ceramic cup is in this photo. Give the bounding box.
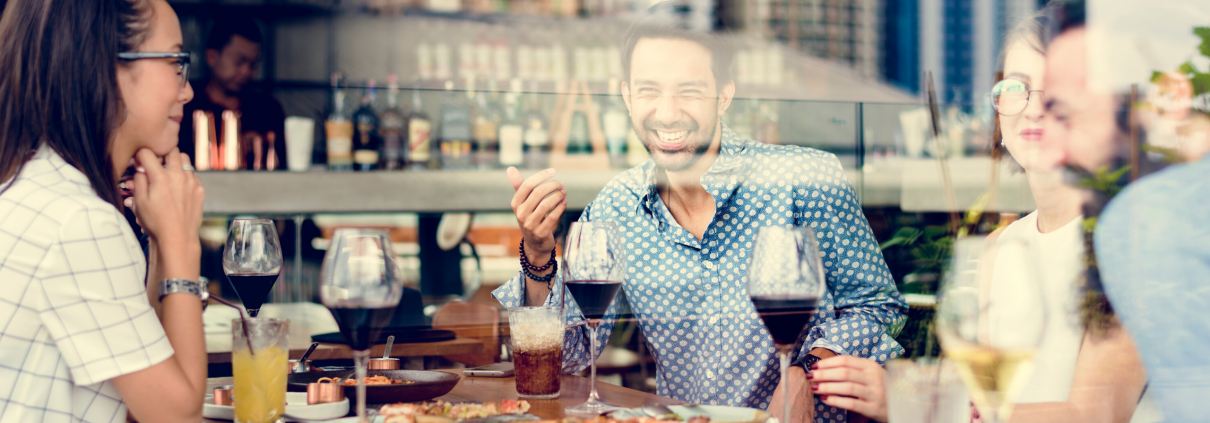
[285,117,315,172]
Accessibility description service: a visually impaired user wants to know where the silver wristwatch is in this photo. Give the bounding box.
[159,278,209,310]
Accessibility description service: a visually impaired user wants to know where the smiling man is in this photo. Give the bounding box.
[179,16,285,170]
[494,5,906,423]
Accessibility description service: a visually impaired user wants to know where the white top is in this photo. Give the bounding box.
[0,145,173,423]
[989,212,1161,422]
[991,211,1085,403]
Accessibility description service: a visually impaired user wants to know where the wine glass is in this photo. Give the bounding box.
[223,218,284,318]
[560,221,626,415]
[935,237,1046,423]
[746,226,826,423]
[319,228,404,422]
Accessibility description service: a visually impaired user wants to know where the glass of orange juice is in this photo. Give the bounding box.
[232,318,289,423]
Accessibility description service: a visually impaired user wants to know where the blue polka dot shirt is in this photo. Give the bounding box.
[494,125,907,422]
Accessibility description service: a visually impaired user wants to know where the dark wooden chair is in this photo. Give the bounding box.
[431,301,501,367]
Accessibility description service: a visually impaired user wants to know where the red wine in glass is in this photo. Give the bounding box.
[745,226,826,423]
[330,306,396,351]
[751,295,819,348]
[223,218,284,318]
[227,272,279,317]
[565,280,622,320]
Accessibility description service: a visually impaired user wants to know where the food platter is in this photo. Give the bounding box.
[288,370,461,404]
[608,405,770,423]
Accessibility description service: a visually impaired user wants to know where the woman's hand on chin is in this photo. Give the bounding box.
[130,148,204,264]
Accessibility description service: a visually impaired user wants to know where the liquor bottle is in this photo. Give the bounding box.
[601,77,630,168]
[379,74,406,170]
[406,81,435,170]
[498,79,524,168]
[472,79,502,169]
[325,72,353,171]
[522,82,550,169]
[439,79,473,169]
[567,110,590,154]
[352,79,381,171]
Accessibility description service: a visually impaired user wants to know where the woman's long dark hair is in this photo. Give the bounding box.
[0,0,152,209]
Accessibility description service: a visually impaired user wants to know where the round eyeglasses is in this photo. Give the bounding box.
[118,52,191,89]
[991,79,1043,116]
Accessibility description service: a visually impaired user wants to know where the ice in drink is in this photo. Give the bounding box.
[509,307,563,399]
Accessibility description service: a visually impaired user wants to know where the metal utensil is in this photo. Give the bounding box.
[291,342,319,373]
[369,335,401,370]
[641,403,677,419]
[383,335,395,359]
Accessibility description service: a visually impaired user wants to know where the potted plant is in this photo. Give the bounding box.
[880,225,953,295]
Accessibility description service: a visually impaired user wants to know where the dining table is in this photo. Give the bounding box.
[203,369,683,422]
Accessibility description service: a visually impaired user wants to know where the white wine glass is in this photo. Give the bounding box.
[319,228,404,422]
[936,237,1047,423]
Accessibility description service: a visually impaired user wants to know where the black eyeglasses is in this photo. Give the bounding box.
[118,52,190,89]
[991,79,1044,116]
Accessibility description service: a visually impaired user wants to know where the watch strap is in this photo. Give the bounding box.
[792,352,823,373]
[159,278,208,310]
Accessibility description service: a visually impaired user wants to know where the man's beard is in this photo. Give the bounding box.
[638,115,718,172]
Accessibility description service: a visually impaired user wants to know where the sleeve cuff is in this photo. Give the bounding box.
[808,337,848,357]
[490,271,559,309]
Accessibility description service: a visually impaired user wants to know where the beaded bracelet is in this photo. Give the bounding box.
[519,239,556,272]
[523,259,558,283]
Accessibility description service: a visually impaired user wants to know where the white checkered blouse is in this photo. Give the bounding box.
[0,145,173,422]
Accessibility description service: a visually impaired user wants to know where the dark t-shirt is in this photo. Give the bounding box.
[180,80,287,169]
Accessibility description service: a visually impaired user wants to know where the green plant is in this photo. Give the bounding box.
[1149,26,1210,98]
[880,225,954,277]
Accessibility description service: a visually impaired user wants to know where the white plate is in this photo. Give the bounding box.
[203,392,350,421]
[610,405,770,423]
[328,417,385,423]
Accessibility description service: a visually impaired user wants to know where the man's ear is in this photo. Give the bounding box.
[717,80,735,117]
[205,48,221,70]
[621,80,632,113]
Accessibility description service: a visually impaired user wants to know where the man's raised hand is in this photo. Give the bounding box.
[507,166,567,261]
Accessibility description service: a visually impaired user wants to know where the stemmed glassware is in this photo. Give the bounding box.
[223,218,284,318]
[935,237,1046,423]
[746,226,826,423]
[320,228,403,422]
[560,221,626,415]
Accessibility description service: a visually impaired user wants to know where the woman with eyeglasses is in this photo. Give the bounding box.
[795,5,1158,423]
[0,0,206,422]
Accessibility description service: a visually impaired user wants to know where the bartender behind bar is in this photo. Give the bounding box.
[180,16,286,170]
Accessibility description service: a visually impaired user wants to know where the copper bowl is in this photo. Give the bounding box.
[368,358,401,370]
[307,381,346,405]
[212,385,233,406]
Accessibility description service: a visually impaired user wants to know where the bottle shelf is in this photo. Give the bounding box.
[197,168,623,215]
[196,158,1037,216]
